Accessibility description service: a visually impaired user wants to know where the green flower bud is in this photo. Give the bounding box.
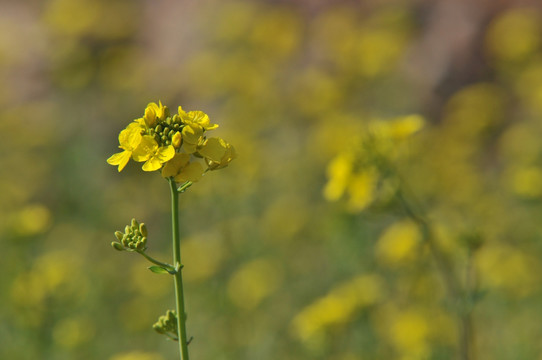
[155,124,163,133]
[111,242,124,251]
[136,241,145,250]
[125,225,130,234]
[153,323,165,334]
[141,236,147,247]
[114,231,124,241]
[173,123,180,130]
[140,223,147,237]
[131,218,139,229]
[122,237,129,247]
[166,117,172,125]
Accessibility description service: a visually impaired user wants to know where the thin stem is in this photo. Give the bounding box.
[396,187,473,360]
[136,251,175,271]
[169,178,190,360]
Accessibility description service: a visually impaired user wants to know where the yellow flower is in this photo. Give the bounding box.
[143,101,169,127]
[180,108,219,131]
[181,124,204,154]
[200,137,237,170]
[132,135,175,172]
[106,123,144,172]
[161,153,204,182]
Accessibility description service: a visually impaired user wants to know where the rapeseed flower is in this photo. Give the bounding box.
[107,123,144,171]
[107,101,235,177]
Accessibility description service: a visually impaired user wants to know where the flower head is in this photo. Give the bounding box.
[108,101,235,179]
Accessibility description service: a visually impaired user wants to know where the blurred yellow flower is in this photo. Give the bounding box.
[292,274,384,343]
[227,258,282,310]
[110,351,164,360]
[181,124,204,153]
[161,153,204,182]
[201,137,237,170]
[375,219,421,267]
[180,108,219,130]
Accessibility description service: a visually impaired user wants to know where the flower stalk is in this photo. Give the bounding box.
[169,178,190,360]
[107,101,235,360]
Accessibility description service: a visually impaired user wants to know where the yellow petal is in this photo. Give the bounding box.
[142,157,162,172]
[155,145,176,163]
[162,153,190,178]
[132,135,158,162]
[183,142,197,154]
[182,124,203,144]
[199,137,227,162]
[207,143,236,170]
[144,106,157,127]
[174,162,204,182]
[178,106,187,116]
[119,124,143,150]
[107,151,132,172]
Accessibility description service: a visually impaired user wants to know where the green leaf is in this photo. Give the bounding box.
[148,266,172,274]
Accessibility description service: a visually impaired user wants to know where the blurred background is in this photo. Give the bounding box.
[2,0,542,359]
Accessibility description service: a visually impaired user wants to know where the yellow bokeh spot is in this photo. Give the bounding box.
[476,245,539,297]
[110,351,164,360]
[376,220,421,266]
[515,61,542,113]
[443,83,505,136]
[262,196,308,242]
[182,233,224,282]
[486,8,541,63]
[53,317,95,349]
[292,274,384,343]
[227,258,282,310]
[507,166,542,198]
[390,310,430,355]
[10,204,52,237]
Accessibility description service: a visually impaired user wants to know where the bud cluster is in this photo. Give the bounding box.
[147,115,183,148]
[111,218,148,251]
[153,309,178,340]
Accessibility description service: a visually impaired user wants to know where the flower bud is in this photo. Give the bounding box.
[139,223,148,237]
[153,323,165,334]
[136,240,145,250]
[172,131,182,148]
[131,218,139,229]
[124,225,131,234]
[114,231,124,241]
[111,242,124,251]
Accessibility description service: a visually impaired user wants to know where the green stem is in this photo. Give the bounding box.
[137,251,175,271]
[169,178,190,360]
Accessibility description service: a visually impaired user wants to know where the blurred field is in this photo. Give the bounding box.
[2,0,542,359]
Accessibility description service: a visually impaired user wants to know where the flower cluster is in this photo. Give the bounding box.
[107,102,236,182]
[111,218,148,252]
